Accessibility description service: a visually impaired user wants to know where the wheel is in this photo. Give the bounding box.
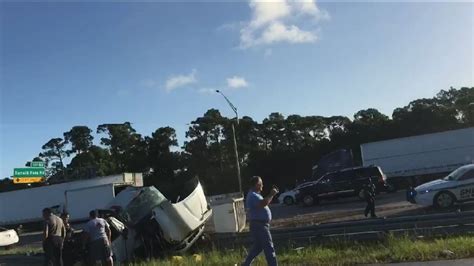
[386,183,397,193]
[303,195,315,206]
[434,191,455,209]
[283,196,294,205]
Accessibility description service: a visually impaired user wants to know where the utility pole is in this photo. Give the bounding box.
[216,90,242,194]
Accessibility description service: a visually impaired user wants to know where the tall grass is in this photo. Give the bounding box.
[3,235,473,265]
[0,245,42,256]
[132,234,474,266]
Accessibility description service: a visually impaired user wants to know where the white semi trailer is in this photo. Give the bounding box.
[0,173,143,226]
[360,127,474,188]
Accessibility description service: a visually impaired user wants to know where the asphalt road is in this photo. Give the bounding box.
[270,190,474,228]
[272,190,413,218]
[269,191,421,228]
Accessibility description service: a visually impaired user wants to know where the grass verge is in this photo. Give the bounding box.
[0,245,42,257]
[132,234,474,266]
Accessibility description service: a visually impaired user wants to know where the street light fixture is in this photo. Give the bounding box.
[216,90,242,194]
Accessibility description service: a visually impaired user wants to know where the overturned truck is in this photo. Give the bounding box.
[66,177,212,264]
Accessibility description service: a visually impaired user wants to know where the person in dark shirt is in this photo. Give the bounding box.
[243,176,279,266]
[60,213,74,241]
[60,213,76,266]
[364,179,377,218]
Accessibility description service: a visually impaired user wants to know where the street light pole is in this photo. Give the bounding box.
[216,90,242,194]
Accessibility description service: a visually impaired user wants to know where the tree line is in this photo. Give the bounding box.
[1,87,473,195]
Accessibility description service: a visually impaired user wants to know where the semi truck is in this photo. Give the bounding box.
[361,127,474,188]
[0,173,143,226]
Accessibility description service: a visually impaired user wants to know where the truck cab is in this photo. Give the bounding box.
[104,177,212,261]
[64,177,212,263]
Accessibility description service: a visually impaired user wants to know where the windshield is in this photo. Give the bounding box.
[316,176,326,184]
[119,187,167,225]
[296,181,313,189]
[444,165,473,181]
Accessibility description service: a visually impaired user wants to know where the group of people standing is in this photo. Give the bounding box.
[42,208,113,266]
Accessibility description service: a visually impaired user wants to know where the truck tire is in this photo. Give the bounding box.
[303,195,315,206]
[283,196,294,205]
[434,191,456,209]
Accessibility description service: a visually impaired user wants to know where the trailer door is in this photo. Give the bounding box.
[65,184,115,221]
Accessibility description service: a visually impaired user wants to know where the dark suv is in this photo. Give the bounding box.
[296,166,387,206]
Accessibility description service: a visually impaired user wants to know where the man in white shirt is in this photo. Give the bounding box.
[83,210,113,266]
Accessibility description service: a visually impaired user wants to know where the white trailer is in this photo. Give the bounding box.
[361,127,474,182]
[0,173,143,226]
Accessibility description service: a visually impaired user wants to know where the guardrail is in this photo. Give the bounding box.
[211,211,474,249]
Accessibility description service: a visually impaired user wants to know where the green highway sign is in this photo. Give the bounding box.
[31,161,45,168]
[13,168,45,177]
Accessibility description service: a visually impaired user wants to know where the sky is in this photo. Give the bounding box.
[1,1,473,179]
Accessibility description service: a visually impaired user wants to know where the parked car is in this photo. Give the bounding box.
[407,164,474,209]
[296,166,387,206]
[0,227,19,248]
[278,181,317,205]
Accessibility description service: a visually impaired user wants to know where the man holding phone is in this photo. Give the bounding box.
[243,176,279,266]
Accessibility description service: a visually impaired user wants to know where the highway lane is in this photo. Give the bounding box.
[12,190,474,247]
[270,190,474,228]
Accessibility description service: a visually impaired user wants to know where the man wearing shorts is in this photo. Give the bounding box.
[83,210,113,266]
